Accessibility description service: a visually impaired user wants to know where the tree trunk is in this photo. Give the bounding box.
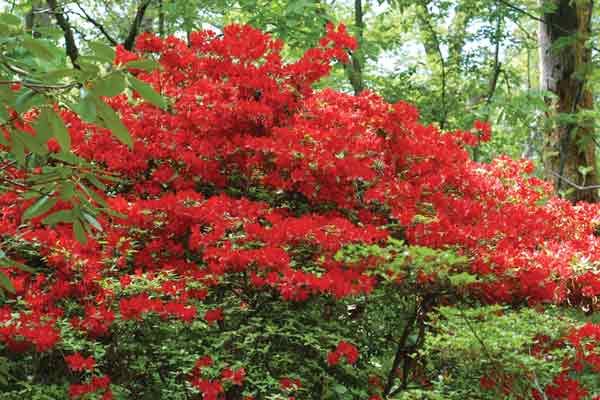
[347,0,364,95]
[539,0,598,202]
[25,0,50,38]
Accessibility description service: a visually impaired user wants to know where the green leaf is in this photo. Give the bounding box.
[0,105,9,124]
[42,209,75,225]
[448,272,478,286]
[59,181,76,201]
[9,130,25,164]
[128,76,166,109]
[92,72,126,97]
[23,195,58,220]
[14,128,48,155]
[78,182,108,207]
[14,89,38,113]
[84,173,107,190]
[32,108,54,143]
[0,272,15,294]
[82,212,103,232]
[71,97,97,123]
[44,68,79,82]
[23,37,56,61]
[73,219,88,244]
[0,257,34,272]
[124,59,162,72]
[47,108,71,151]
[0,13,21,26]
[89,41,116,63]
[332,384,348,395]
[94,98,133,148]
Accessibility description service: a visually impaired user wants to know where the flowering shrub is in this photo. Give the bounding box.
[1,23,600,398]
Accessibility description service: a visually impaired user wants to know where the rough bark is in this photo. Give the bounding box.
[540,0,598,202]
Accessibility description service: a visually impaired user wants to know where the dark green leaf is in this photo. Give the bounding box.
[15,89,38,113]
[0,257,34,272]
[47,109,71,151]
[94,98,133,148]
[59,181,76,201]
[32,108,53,143]
[92,72,126,97]
[84,174,107,190]
[23,195,58,220]
[73,219,88,244]
[82,212,103,232]
[10,130,25,164]
[128,76,166,109]
[78,182,108,207]
[0,272,15,294]
[42,209,75,225]
[14,128,48,155]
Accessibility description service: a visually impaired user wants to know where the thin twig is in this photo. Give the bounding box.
[0,80,77,90]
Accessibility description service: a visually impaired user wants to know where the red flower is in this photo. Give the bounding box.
[204,308,223,325]
[473,120,492,142]
[195,356,213,370]
[65,353,96,372]
[327,341,359,366]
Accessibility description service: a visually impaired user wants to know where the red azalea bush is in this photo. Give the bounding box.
[1,23,600,398]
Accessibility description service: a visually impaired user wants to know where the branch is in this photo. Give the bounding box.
[383,309,417,397]
[0,80,77,90]
[416,2,448,130]
[549,170,600,191]
[73,4,118,46]
[497,0,600,53]
[123,0,153,51]
[46,0,80,68]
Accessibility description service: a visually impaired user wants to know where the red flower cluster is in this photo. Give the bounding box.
[69,375,111,399]
[65,352,96,372]
[327,341,359,366]
[189,355,245,400]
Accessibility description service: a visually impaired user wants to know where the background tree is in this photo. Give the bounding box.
[539,0,598,202]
